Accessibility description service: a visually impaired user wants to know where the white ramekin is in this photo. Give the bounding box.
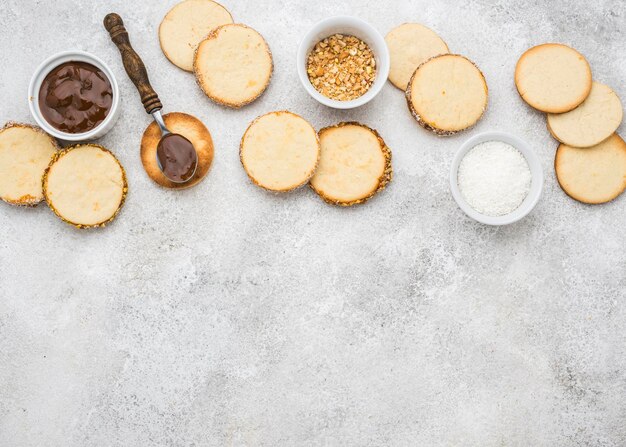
[28,51,121,141]
[297,16,390,109]
[450,131,544,226]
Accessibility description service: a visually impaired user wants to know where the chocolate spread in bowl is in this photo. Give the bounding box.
[38,61,112,134]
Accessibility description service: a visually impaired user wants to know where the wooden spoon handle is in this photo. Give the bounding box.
[103,13,162,114]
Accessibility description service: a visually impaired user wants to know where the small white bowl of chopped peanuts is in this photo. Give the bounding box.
[297,16,390,109]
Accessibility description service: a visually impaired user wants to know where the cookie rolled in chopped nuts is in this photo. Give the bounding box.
[306,34,376,101]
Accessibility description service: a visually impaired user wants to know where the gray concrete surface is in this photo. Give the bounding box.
[1,0,625,446]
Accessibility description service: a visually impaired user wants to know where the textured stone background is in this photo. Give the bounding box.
[1,0,625,446]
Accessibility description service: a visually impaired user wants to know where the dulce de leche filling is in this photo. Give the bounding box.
[156,133,198,183]
[38,61,112,134]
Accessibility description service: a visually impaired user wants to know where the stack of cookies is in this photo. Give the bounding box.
[385,23,488,135]
[159,0,273,108]
[515,43,625,204]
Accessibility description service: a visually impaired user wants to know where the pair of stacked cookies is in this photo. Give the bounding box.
[385,23,488,135]
[0,123,127,228]
[240,112,392,206]
[515,43,625,204]
[159,0,272,108]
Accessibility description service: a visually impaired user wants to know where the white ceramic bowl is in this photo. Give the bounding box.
[450,131,544,225]
[297,16,390,109]
[28,51,121,141]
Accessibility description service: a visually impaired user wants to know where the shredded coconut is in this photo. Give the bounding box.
[458,140,531,216]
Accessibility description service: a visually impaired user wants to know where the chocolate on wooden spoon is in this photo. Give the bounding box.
[103,13,197,183]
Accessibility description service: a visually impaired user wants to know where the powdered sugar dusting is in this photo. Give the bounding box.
[458,140,531,216]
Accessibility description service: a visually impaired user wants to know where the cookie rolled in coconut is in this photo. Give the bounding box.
[547,81,623,148]
[194,24,273,108]
[159,0,233,72]
[141,112,214,189]
[0,122,58,206]
[515,43,592,113]
[240,111,319,192]
[43,144,127,228]
[555,134,626,204]
[385,23,449,91]
[406,54,488,135]
[310,122,392,206]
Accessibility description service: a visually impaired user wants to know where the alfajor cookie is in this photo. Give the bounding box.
[159,0,233,72]
[0,123,58,206]
[43,144,127,228]
[515,43,592,113]
[240,111,319,192]
[547,81,623,148]
[194,24,273,108]
[385,23,449,91]
[406,54,488,135]
[555,134,626,204]
[310,122,392,206]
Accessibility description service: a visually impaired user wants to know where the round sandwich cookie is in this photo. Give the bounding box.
[515,43,592,113]
[406,54,488,135]
[385,23,449,91]
[547,81,623,148]
[240,111,319,192]
[141,112,214,189]
[0,122,58,206]
[194,24,273,108]
[159,0,233,72]
[310,122,392,206]
[43,144,127,228]
[555,134,626,204]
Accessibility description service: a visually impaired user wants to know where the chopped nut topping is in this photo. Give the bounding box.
[306,34,377,101]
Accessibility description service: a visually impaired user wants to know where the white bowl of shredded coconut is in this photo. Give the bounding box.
[450,131,543,225]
